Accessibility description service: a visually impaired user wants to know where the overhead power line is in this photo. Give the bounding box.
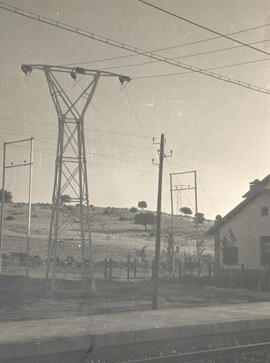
[102,39,270,72]
[124,88,153,151]
[138,0,270,56]
[62,23,270,67]
[0,2,269,95]
[134,56,270,80]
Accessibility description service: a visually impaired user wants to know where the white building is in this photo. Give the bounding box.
[207,176,270,271]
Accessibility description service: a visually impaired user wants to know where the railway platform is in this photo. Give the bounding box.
[2,301,270,362]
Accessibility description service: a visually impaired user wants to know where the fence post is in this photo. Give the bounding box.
[178,259,181,279]
[109,258,113,280]
[208,262,212,278]
[188,256,192,275]
[241,264,245,287]
[104,258,108,279]
[134,256,137,279]
[197,257,201,277]
[151,260,154,281]
[127,254,130,282]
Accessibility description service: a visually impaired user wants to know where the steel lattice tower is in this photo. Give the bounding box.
[22,64,130,290]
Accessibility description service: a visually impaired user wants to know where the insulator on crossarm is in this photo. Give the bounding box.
[119,75,131,85]
[70,71,77,81]
[74,67,85,75]
[21,64,32,75]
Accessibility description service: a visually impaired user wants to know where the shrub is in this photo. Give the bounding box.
[130,207,138,213]
[195,212,205,224]
[135,212,156,230]
[138,201,147,210]
[4,215,14,221]
[0,189,13,203]
[119,216,129,221]
[180,207,192,216]
[103,207,113,216]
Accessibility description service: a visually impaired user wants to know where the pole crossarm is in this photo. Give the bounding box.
[21,64,131,82]
[172,187,194,191]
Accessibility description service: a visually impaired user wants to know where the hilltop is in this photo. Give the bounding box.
[1,202,213,276]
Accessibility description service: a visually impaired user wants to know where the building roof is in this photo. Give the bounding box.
[242,174,270,198]
[206,175,270,235]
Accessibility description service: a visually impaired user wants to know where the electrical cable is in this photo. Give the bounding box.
[62,24,270,67]
[138,0,270,56]
[133,56,270,80]
[9,141,157,175]
[2,127,264,180]
[124,88,153,152]
[0,113,154,139]
[0,2,269,95]
[197,180,219,216]
[101,43,270,72]
[90,103,112,157]
[165,157,194,211]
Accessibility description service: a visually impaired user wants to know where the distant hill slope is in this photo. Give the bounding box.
[1,203,213,261]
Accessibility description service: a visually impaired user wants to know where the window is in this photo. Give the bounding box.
[222,246,239,265]
[260,237,270,266]
[261,207,269,216]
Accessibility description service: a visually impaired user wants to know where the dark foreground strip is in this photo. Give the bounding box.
[125,340,270,363]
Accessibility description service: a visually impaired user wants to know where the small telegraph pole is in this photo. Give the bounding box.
[170,170,199,265]
[0,137,34,277]
[26,138,34,280]
[169,173,175,277]
[0,142,6,275]
[152,133,172,310]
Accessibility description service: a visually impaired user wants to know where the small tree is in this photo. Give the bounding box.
[138,201,147,210]
[180,207,192,216]
[61,194,71,204]
[195,212,205,224]
[0,189,13,203]
[130,207,138,213]
[135,212,155,230]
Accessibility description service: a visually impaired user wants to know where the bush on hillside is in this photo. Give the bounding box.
[5,215,14,221]
[135,212,156,230]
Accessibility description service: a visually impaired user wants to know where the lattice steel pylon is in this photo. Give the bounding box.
[21,64,130,291]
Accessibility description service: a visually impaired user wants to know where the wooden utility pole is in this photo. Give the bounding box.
[0,142,6,275]
[169,173,175,277]
[26,137,34,281]
[152,133,165,310]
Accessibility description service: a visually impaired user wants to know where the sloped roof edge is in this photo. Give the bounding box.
[242,174,270,198]
[206,188,270,235]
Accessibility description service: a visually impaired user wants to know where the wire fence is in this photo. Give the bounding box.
[1,251,215,281]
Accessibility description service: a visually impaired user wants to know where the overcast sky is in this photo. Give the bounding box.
[0,0,270,219]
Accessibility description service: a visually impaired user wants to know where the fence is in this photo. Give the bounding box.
[101,254,215,281]
[1,251,215,281]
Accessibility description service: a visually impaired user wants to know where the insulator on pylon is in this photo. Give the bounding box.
[119,75,131,85]
[74,67,85,74]
[70,71,77,80]
[21,64,32,75]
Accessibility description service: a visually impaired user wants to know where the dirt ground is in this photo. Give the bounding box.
[0,273,262,323]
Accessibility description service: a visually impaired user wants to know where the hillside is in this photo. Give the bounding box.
[1,203,213,274]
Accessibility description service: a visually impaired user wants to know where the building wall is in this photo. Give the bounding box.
[219,192,270,270]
